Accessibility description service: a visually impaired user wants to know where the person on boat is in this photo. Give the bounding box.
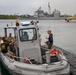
[7,33,15,52]
[23,31,29,40]
[0,37,14,55]
[45,30,53,49]
[7,33,14,43]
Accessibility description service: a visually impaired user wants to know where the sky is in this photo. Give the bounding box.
[0,0,76,15]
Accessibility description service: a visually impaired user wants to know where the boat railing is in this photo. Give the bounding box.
[6,53,33,64]
[2,46,64,65]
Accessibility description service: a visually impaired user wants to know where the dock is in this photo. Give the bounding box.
[53,45,76,75]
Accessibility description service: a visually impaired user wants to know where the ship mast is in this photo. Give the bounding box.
[48,2,51,17]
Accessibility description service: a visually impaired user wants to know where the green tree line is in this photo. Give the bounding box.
[0,14,33,19]
[0,15,17,19]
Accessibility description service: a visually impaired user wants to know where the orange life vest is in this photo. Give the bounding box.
[50,48,60,56]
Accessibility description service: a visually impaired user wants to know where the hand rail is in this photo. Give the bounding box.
[6,53,33,64]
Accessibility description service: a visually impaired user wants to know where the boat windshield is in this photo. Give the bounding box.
[19,28,37,41]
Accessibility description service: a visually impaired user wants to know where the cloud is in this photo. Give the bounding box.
[0,0,76,15]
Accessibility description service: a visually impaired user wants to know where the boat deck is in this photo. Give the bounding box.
[42,45,76,75]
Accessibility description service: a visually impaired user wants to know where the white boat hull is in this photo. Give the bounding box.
[0,52,70,75]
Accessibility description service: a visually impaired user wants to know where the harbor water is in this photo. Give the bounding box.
[0,19,76,75]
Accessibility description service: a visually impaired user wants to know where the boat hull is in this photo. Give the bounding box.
[1,62,70,75]
[18,16,66,20]
[0,52,70,75]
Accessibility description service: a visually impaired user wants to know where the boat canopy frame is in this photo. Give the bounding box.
[4,26,17,38]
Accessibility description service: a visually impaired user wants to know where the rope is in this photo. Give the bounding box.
[6,53,33,64]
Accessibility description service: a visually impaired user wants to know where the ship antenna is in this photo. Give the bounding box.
[48,2,51,17]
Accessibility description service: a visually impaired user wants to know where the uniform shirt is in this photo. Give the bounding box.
[48,33,53,43]
[7,36,13,43]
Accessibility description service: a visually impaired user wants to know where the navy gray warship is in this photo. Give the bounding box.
[18,3,67,20]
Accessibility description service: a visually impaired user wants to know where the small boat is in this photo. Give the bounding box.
[65,16,76,22]
[0,20,70,75]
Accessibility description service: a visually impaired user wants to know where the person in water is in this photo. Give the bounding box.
[45,30,53,49]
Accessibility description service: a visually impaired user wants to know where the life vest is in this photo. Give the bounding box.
[1,43,8,53]
[50,48,60,56]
